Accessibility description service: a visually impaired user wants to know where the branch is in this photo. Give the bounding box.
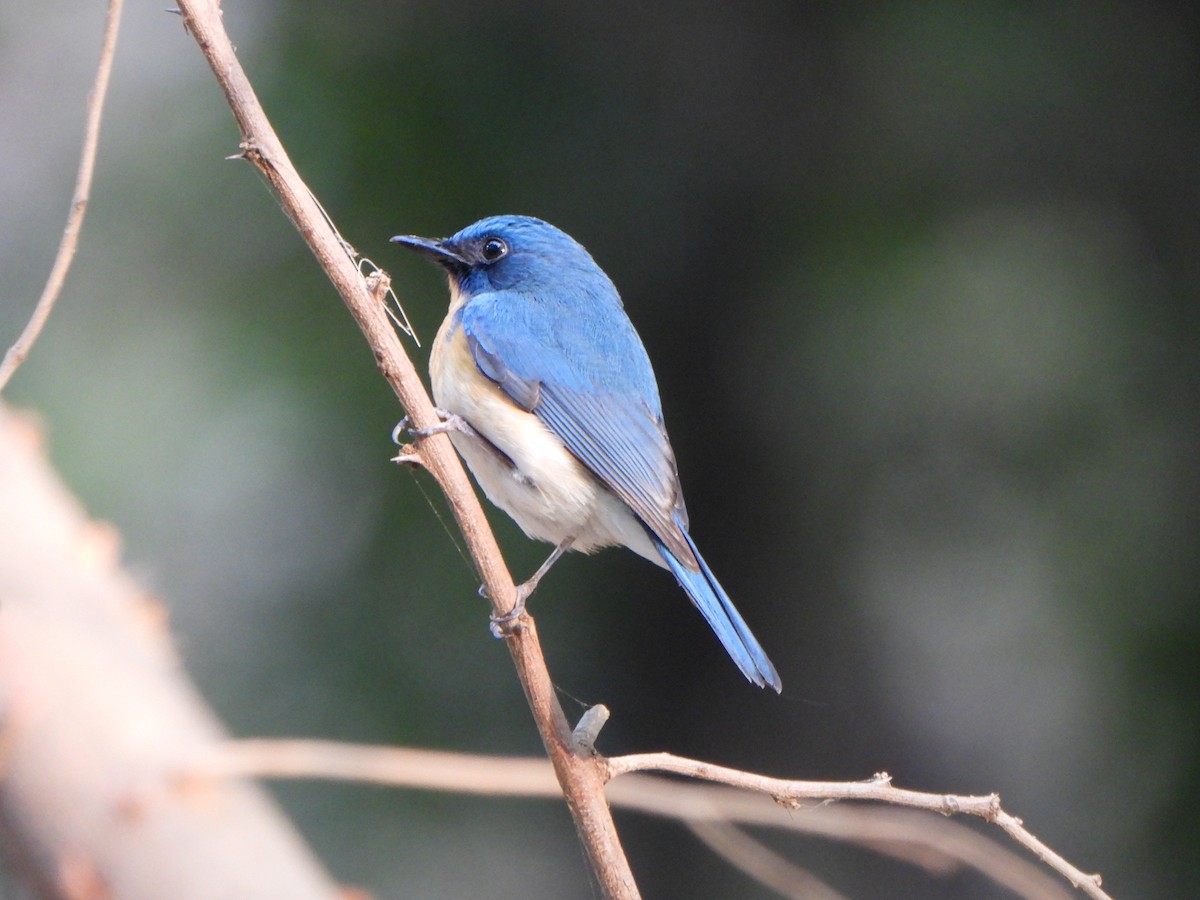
[0,407,341,899]
[171,1,637,896]
[607,753,1109,900]
[0,0,124,392]
[200,738,1084,900]
[606,774,1076,900]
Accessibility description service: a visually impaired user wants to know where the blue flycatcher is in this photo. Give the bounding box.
[393,215,780,691]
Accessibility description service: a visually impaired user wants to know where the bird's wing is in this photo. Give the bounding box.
[459,293,694,563]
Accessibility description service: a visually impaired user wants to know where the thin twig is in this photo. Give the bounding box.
[606,753,1001,814]
[0,0,125,392]
[607,774,1074,900]
[171,2,637,897]
[199,739,1079,900]
[607,752,1109,900]
[685,820,849,900]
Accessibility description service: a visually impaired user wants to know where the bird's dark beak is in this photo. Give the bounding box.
[390,234,469,274]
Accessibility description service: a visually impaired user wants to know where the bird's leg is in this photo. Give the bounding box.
[392,409,479,443]
[517,538,575,602]
[488,537,575,637]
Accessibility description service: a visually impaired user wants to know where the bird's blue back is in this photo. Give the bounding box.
[448,217,690,548]
[450,216,662,415]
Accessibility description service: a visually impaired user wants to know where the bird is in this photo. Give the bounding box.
[391,215,781,691]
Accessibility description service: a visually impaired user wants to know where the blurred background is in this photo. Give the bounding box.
[2,2,1197,897]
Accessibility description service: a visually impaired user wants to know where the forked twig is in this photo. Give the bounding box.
[607,753,1109,899]
[199,738,1097,900]
[171,1,637,896]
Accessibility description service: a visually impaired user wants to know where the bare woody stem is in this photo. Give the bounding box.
[198,738,1089,900]
[172,1,638,896]
[607,753,1109,900]
[203,738,1109,900]
[0,0,124,392]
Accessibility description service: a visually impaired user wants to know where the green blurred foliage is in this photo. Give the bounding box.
[2,1,1197,897]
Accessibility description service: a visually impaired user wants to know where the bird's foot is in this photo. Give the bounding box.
[488,591,529,638]
[483,538,576,637]
[391,409,477,443]
[484,573,545,637]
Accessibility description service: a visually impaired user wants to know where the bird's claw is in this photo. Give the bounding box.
[392,409,474,442]
[489,595,528,638]
[487,575,539,637]
[391,417,412,445]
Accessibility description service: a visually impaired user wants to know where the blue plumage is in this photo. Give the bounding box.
[393,215,781,691]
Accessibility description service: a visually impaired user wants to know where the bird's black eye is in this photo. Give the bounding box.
[480,237,508,262]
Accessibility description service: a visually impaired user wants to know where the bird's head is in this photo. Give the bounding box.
[391,215,613,299]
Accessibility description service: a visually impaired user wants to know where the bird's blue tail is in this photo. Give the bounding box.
[655,522,782,692]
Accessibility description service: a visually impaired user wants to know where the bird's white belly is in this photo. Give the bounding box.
[430,316,660,565]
